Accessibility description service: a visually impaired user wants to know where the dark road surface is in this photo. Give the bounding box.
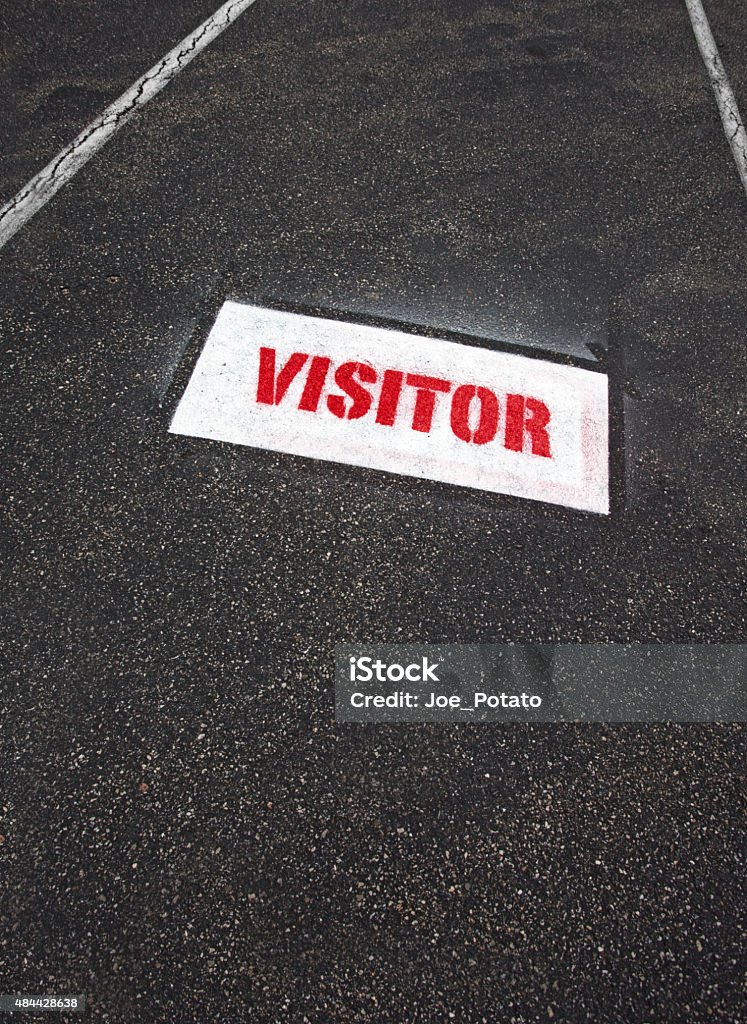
[1,1,745,1021]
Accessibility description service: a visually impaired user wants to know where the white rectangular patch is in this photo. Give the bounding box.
[170,302,609,514]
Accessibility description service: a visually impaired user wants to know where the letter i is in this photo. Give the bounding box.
[375,369,404,426]
[298,356,331,412]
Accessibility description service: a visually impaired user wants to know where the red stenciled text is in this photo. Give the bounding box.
[256,347,551,457]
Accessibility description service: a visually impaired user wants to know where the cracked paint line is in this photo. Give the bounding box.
[0,0,260,251]
[685,0,747,198]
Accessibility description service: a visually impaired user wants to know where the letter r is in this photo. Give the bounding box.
[504,394,552,457]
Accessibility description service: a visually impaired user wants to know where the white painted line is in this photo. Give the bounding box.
[170,303,610,514]
[0,0,259,251]
[685,0,747,197]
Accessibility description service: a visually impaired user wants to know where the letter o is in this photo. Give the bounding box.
[387,663,404,682]
[450,385,499,444]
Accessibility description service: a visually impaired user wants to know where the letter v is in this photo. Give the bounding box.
[256,348,309,405]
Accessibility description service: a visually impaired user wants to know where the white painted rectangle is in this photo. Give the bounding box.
[170,302,609,514]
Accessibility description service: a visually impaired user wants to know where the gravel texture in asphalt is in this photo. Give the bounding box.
[1,0,745,1021]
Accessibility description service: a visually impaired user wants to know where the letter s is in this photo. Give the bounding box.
[327,362,377,420]
[357,657,373,682]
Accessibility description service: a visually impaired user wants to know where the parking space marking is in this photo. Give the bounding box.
[170,302,610,514]
[0,0,259,251]
[685,0,747,197]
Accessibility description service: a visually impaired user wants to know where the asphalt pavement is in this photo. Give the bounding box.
[1,0,745,1021]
